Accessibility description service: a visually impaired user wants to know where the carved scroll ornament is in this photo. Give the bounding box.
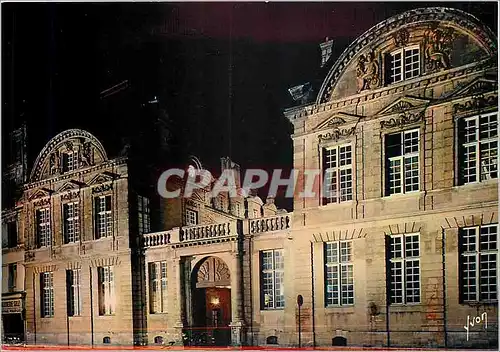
[380,111,425,129]
[318,126,356,142]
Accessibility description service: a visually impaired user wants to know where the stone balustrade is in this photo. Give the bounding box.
[143,231,171,247]
[248,213,291,234]
[179,221,238,242]
[143,213,292,248]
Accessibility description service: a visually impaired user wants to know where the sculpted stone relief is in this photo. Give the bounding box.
[423,24,455,72]
[393,28,410,47]
[356,51,380,93]
[48,138,96,176]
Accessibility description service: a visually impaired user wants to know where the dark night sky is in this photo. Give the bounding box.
[2,2,497,209]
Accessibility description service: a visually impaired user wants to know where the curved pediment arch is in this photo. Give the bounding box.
[29,129,108,182]
[317,7,497,104]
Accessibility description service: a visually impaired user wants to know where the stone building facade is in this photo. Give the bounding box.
[2,6,498,349]
[282,6,498,348]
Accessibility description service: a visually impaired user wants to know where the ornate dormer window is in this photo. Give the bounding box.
[62,151,78,173]
[388,45,420,84]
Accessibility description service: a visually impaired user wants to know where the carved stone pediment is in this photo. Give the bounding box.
[376,96,430,116]
[88,173,115,186]
[445,77,498,99]
[313,112,362,132]
[453,94,498,114]
[29,188,53,202]
[57,180,85,193]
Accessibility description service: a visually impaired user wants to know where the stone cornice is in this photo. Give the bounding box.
[316,7,497,104]
[286,59,495,123]
[23,157,127,191]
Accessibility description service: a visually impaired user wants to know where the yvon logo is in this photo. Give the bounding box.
[464,312,487,341]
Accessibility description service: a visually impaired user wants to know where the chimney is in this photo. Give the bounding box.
[220,157,241,189]
[320,37,334,67]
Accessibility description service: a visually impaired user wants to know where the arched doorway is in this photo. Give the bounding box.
[190,256,231,346]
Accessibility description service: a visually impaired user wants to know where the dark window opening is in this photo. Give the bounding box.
[332,336,347,346]
[103,337,111,344]
[266,336,278,345]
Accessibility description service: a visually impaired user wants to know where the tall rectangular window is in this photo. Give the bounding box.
[460,224,498,302]
[325,241,354,306]
[260,249,285,310]
[63,202,80,243]
[149,261,168,313]
[389,46,420,83]
[94,195,112,239]
[98,266,115,315]
[138,195,151,235]
[385,129,419,195]
[36,208,51,247]
[2,221,17,248]
[389,233,421,304]
[8,264,17,292]
[459,113,498,184]
[184,209,198,226]
[322,144,353,205]
[40,272,54,317]
[66,269,82,316]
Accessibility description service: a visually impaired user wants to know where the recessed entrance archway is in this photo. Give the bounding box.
[190,256,231,346]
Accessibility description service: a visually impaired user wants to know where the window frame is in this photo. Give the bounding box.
[260,249,285,310]
[385,128,420,196]
[98,266,115,316]
[62,151,79,173]
[458,112,498,185]
[184,208,198,226]
[63,201,80,244]
[388,233,421,305]
[388,45,421,84]
[148,261,168,314]
[324,241,354,307]
[40,272,55,318]
[94,195,112,239]
[459,224,498,303]
[138,195,151,235]
[66,269,82,316]
[36,207,52,248]
[321,143,354,205]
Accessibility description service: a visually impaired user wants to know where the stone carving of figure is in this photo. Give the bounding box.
[80,142,94,166]
[356,51,380,93]
[49,151,61,175]
[424,25,455,72]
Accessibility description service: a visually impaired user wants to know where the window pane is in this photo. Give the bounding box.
[389,159,402,195]
[405,234,420,258]
[404,156,419,192]
[403,47,420,79]
[480,225,498,251]
[390,261,403,304]
[479,253,497,301]
[480,140,498,181]
[340,242,352,263]
[462,144,477,183]
[326,265,339,306]
[390,236,403,259]
[479,114,498,140]
[325,242,338,264]
[405,259,420,303]
[461,228,477,252]
[341,264,354,305]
